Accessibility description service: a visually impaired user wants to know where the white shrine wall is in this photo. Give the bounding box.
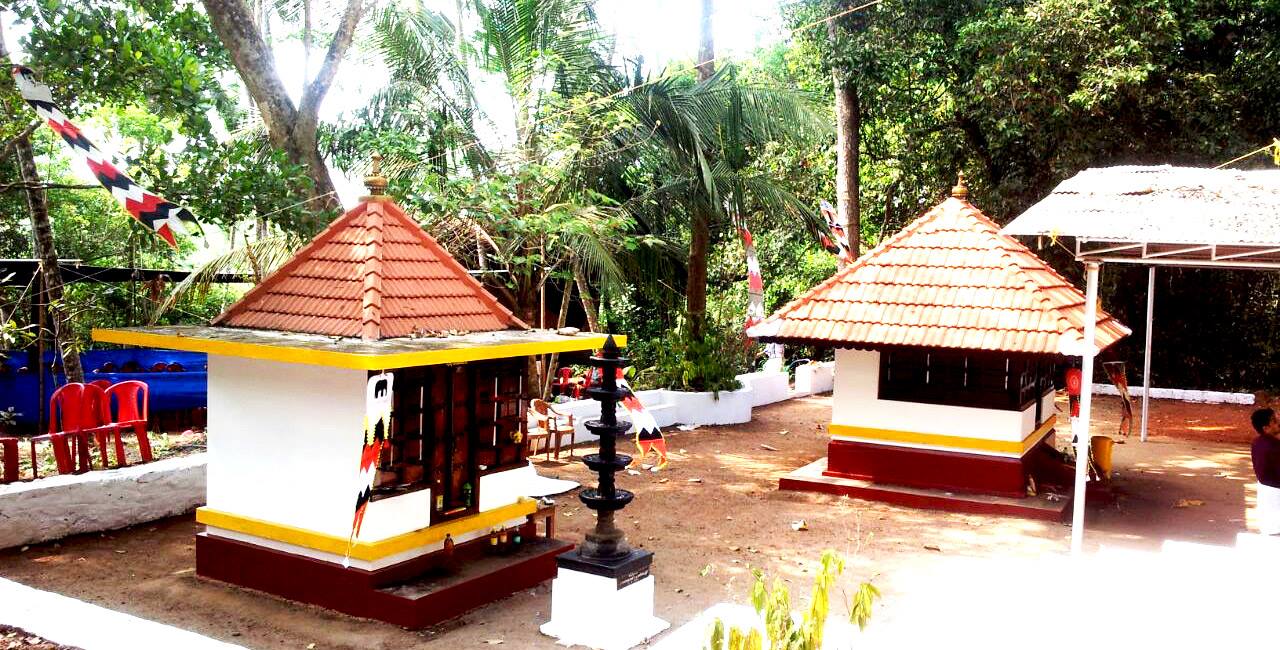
[831,348,1055,458]
[205,355,531,555]
[206,355,366,538]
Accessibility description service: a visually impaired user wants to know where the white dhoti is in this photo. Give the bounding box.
[1257,482,1280,535]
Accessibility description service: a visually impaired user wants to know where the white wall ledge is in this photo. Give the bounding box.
[0,453,206,550]
[1091,383,1255,405]
[0,576,244,649]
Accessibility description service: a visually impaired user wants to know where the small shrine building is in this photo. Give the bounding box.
[92,170,618,628]
[750,179,1129,517]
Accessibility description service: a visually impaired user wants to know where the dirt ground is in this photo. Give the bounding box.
[0,394,1262,649]
[0,625,77,650]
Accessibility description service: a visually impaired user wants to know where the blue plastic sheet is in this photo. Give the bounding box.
[0,350,207,426]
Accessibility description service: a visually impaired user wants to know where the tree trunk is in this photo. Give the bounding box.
[686,206,711,337]
[202,0,363,221]
[573,262,600,332]
[829,17,860,261]
[697,0,715,81]
[687,0,715,338]
[302,0,312,82]
[541,280,575,399]
[16,137,84,384]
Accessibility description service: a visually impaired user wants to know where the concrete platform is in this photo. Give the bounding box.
[779,458,1070,521]
[197,532,573,629]
[0,576,244,649]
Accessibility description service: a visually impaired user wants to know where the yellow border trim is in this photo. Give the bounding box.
[829,415,1057,456]
[195,498,538,562]
[92,328,626,370]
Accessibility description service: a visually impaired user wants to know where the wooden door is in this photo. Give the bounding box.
[431,365,477,524]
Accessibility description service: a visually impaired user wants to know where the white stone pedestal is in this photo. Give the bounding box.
[540,567,669,649]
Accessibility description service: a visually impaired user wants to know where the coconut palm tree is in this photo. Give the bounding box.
[619,64,827,337]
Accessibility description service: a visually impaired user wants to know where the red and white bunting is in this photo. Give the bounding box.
[741,226,765,332]
[12,66,201,249]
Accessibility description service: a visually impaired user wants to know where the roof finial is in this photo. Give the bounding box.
[364,153,388,196]
[951,171,969,200]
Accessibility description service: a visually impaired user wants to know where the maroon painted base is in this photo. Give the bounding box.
[196,530,573,629]
[824,435,1056,498]
[782,458,1069,521]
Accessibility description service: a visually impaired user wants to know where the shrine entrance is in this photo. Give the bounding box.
[377,360,527,526]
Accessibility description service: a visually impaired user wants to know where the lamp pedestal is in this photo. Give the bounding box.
[539,549,668,649]
[540,337,668,649]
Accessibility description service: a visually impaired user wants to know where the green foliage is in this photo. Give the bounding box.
[11,0,232,138]
[708,549,878,650]
[849,581,880,631]
[650,313,747,394]
[8,0,1280,396]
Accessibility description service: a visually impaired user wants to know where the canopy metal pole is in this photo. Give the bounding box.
[1071,261,1101,555]
[1141,267,1155,442]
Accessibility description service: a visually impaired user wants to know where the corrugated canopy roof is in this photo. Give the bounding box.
[1002,165,1280,268]
[749,192,1129,356]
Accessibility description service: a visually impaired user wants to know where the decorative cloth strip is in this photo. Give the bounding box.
[741,226,765,332]
[819,200,852,264]
[347,372,393,564]
[618,372,667,469]
[12,66,201,248]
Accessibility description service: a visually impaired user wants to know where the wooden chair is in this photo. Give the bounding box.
[526,427,552,461]
[530,399,575,460]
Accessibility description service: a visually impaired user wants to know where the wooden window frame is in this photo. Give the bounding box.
[878,348,1055,412]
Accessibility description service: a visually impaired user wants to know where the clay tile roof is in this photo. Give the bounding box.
[213,198,526,340]
[749,196,1130,355]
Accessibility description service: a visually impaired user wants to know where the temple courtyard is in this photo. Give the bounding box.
[0,394,1263,648]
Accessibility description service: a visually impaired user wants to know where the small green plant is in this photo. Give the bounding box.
[706,549,880,650]
[0,407,20,430]
[653,314,747,394]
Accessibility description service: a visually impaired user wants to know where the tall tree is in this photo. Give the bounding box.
[687,0,716,336]
[622,66,824,325]
[201,0,365,224]
[0,20,83,383]
[828,2,860,259]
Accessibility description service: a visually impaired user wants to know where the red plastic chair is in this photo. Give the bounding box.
[556,367,573,396]
[1,436,19,483]
[104,380,153,463]
[89,379,112,390]
[29,383,94,477]
[81,382,128,468]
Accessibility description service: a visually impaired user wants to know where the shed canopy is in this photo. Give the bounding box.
[749,185,1129,355]
[1001,165,1280,269]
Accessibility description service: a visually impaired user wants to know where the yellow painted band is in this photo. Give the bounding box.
[92,328,626,370]
[829,415,1057,456]
[195,498,538,562]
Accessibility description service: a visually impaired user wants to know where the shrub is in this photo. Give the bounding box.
[707,549,879,650]
[650,314,747,394]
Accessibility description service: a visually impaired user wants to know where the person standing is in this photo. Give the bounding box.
[1250,408,1280,535]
